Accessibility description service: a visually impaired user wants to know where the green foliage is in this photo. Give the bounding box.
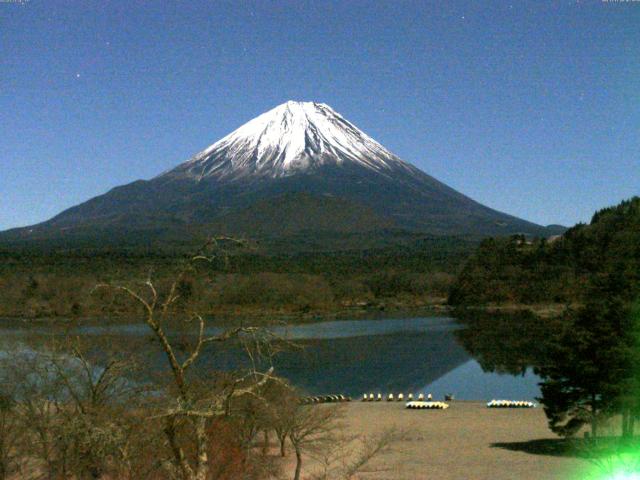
[537,298,632,437]
[451,197,640,440]
[533,235,640,438]
[449,196,640,306]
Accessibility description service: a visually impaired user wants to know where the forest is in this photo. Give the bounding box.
[0,235,474,320]
[449,196,640,307]
[453,197,640,445]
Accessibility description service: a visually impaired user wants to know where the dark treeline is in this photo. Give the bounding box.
[0,236,475,319]
[454,197,640,444]
[449,196,640,306]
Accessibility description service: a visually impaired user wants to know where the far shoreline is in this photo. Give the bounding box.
[0,301,573,326]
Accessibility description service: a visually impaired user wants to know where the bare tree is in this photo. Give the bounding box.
[0,337,146,480]
[307,428,401,480]
[47,338,142,480]
[259,380,299,457]
[0,391,22,480]
[288,404,343,480]
[95,237,284,480]
[340,429,400,479]
[8,349,67,480]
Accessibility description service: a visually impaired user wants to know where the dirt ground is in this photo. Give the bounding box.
[283,401,590,480]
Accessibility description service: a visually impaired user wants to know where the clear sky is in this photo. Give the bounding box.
[1,0,638,231]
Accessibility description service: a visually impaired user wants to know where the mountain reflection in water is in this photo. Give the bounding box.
[0,316,543,400]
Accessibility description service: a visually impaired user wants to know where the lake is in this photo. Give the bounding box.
[0,316,541,401]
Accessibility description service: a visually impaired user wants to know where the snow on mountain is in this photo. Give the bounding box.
[0,99,558,243]
[164,101,413,182]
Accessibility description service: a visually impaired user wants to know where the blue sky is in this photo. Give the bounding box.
[1,0,638,231]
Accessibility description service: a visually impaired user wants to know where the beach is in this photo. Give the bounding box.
[284,401,589,480]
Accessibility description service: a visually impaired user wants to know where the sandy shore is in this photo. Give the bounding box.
[285,401,589,480]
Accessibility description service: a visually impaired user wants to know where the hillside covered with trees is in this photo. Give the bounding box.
[449,197,640,307]
[0,235,474,319]
[453,197,640,441]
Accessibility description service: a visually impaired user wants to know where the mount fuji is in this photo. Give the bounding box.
[1,101,561,246]
[165,101,417,181]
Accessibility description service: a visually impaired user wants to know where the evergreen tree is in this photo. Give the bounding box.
[617,300,640,438]
[537,296,630,438]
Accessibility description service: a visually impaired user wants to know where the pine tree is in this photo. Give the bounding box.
[537,296,630,438]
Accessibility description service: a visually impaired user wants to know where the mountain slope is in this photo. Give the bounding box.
[1,101,559,246]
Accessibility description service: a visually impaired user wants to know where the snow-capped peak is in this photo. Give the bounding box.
[164,101,411,181]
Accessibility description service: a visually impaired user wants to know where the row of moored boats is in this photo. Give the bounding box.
[299,394,536,409]
[299,394,351,404]
[361,393,435,402]
[486,399,536,408]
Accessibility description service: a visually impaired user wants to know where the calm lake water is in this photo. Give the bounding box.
[0,317,541,401]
